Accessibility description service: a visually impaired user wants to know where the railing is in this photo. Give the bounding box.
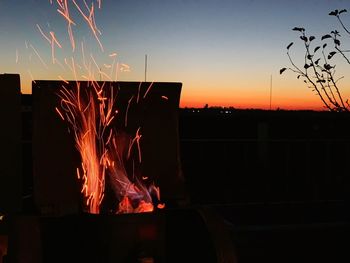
[179,138,350,204]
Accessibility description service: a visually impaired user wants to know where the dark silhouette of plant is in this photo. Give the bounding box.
[280,9,350,112]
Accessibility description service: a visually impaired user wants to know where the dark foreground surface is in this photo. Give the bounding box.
[3,93,350,262]
[4,202,349,263]
[216,201,349,263]
[179,108,350,263]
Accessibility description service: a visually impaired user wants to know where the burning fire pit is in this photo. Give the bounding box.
[32,81,186,215]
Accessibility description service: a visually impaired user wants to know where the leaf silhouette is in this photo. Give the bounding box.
[328,51,337,59]
[314,46,320,53]
[292,27,305,32]
[324,64,332,70]
[316,79,326,83]
[339,9,347,15]
[329,10,338,16]
[300,36,308,42]
[309,36,315,42]
[334,39,341,46]
[315,58,321,65]
[321,34,332,40]
[331,30,340,36]
[307,55,313,60]
[323,43,327,49]
[287,42,293,49]
[304,64,310,69]
[280,68,287,74]
[297,75,301,79]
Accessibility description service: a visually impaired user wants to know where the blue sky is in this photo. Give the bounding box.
[1,0,350,109]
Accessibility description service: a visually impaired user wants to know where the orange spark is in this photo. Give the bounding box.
[71,57,78,83]
[50,31,62,64]
[125,95,134,127]
[36,24,51,43]
[80,41,90,75]
[56,0,64,10]
[57,9,76,25]
[90,53,100,72]
[15,49,19,64]
[127,127,142,163]
[36,24,62,64]
[161,96,169,100]
[120,63,130,72]
[143,82,154,99]
[64,58,73,72]
[114,62,119,81]
[136,82,142,103]
[72,0,104,51]
[108,54,117,79]
[57,0,76,51]
[55,107,65,120]
[157,203,165,209]
[76,167,81,179]
[29,44,48,69]
[100,71,112,81]
[50,31,62,48]
[27,70,36,84]
[150,185,161,201]
[58,75,69,84]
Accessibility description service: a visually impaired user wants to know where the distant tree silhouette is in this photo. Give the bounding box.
[281,9,350,112]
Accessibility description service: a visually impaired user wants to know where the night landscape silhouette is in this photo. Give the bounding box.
[1,1,350,262]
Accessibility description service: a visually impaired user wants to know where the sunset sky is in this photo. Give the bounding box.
[1,0,350,109]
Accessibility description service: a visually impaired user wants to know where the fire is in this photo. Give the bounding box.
[26,0,165,214]
[55,81,164,214]
[57,81,163,214]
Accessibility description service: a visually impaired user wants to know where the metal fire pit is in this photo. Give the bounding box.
[32,81,186,214]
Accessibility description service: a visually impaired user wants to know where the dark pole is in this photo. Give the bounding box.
[269,74,272,110]
[145,54,148,82]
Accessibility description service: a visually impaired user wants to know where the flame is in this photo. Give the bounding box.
[106,132,156,213]
[57,82,164,214]
[57,83,104,213]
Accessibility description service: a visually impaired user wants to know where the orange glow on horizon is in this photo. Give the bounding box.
[19,75,327,111]
[180,99,324,111]
[17,56,343,112]
[179,89,326,110]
